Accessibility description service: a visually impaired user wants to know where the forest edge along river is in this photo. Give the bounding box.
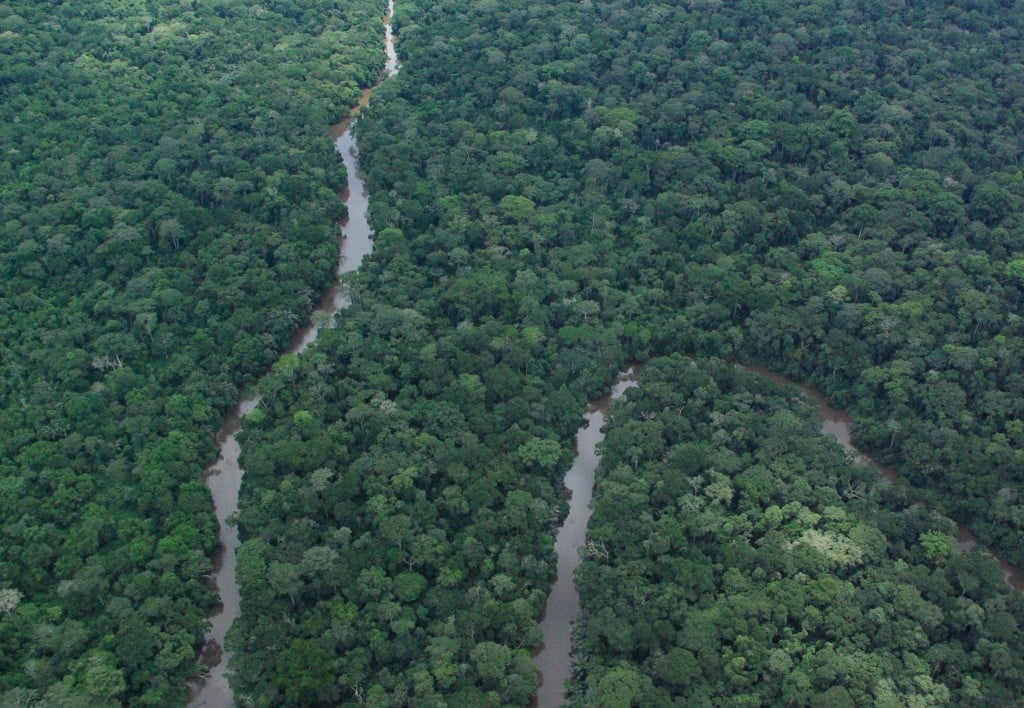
[183,1,1022,700]
[533,368,638,708]
[187,4,399,706]
[533,360,1023,707]
[742,363,1024,592]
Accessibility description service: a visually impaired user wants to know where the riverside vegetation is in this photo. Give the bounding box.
[0,0,386,703]
[228,0,1024,705]
[576,356,1024,705]
[3,0,1024,705]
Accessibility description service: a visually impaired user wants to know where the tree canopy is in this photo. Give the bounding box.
[229,0,1024,703]
[5,0,1024,703]
[0,0,386,703]
[576,356,1024,706]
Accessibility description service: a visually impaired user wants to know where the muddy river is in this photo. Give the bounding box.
[188,4,399,705]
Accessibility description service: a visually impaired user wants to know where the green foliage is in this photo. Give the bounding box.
[227,0,1024,702]
[0,0,387,702]
[576,357,1024,706]
[516,438,563,470]
[919,531,951,563]
[6,0,1021,701]
[276,639,335,705]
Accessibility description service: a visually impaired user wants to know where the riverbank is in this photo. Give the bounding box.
[188,4,399,704]
[533,368,638,708]
[573,355,1024,705]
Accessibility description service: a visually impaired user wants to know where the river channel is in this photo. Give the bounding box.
[188,5,399,706]
[743,364,1024,591]
[533,368,638,708]
[186,4,1021,700]
[532,360,1022,707]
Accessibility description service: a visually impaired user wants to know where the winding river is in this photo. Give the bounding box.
[533,360,1022,706]
[188,5,399,706]
[183,3,1021,701]
[743,364,1024,591]
[533,368,638,708]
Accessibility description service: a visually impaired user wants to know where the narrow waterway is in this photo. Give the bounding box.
[532,360,1024,708]
[743,364,1024,591]
[187,4,399,706]
[533,368,639,708]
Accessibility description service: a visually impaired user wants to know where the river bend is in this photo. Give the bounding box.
[533,360,1022,707]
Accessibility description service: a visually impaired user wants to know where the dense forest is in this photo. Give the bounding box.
[0,0,385,703]
[363,0,1024,564]
[227,0,1024,705]
[4,0,1024,705]
[577,356,1024,706]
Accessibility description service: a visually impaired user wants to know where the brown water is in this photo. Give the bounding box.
[187,5,399,706]
[533,368,639,708]
[742,364,1023,591]
[531,361,1023,707]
